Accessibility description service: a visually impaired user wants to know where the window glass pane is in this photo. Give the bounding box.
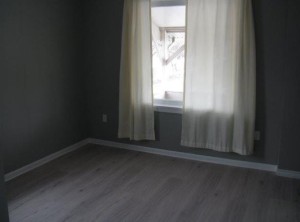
[151,5,186,103]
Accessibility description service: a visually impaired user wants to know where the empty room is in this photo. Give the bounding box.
[0,0,300,221]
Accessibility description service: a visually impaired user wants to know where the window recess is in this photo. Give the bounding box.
[151,0,186,109]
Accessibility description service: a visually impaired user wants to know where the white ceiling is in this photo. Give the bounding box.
[151,6,186,28]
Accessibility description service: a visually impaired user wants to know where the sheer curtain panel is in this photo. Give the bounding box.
[181,0,256,155]
[118,0,155,140]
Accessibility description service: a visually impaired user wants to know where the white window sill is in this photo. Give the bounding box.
[153,99,182,113]
[153,99,183,114]
[154,105,183,114]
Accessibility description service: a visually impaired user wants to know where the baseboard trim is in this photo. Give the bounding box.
[6,138,299,181]
[277,169,300,179]
[4,139,89,182]
[88,138,278,173]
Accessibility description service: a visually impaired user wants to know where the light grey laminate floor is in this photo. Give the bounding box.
[6,144,300,222]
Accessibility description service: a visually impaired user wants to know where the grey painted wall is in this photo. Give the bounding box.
[0,156,9,222]
[0,0,299,179]
[278,1,300,171]
[84,0,297,166]
[0,0,87,173]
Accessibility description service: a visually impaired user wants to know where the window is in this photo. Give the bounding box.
[151,1,186,108]
[119,0,256,152]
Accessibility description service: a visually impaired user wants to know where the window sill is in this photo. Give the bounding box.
[153,99,183,114]
[154,105,183,114]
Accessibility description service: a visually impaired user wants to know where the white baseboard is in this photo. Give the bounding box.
[277,169,300,179]
[87,138,278,173]
[4,139,89,182]
[5,138,299,181]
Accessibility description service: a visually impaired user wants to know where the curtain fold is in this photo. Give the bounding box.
[118,0,155,140]
[181,0,256,155]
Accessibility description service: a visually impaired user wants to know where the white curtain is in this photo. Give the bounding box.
[181,0,256,155]
[118,0,155,140]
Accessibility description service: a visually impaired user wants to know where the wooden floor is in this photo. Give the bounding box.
[6,144,300,222]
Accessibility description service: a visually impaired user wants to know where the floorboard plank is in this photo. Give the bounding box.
[6,144,300,222]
